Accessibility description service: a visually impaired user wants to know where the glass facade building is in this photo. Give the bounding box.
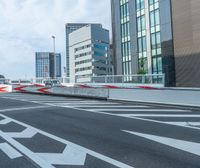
[111,0,176,86]
[35,52,62,78]
[120,0,132,80]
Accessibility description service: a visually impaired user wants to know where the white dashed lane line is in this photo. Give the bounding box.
[91,109,191,112]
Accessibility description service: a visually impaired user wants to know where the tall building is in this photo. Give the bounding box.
[35,52,62,78]
[69,24,112,83]
[65,23,89,77]
[65,23,103,78]
[111,0,200,87]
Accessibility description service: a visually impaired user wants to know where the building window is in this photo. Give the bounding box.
[149,0,162,74]
[136,0,147,73]
[120,0,132,79]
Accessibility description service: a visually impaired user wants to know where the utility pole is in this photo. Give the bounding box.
[52,35,56,78]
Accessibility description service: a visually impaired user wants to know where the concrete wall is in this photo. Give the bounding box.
[109,88,200,107]
[12,84,200,107]
[52,87,109,99]
[12,85,109,99]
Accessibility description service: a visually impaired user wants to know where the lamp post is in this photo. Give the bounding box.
[52,36,56,78]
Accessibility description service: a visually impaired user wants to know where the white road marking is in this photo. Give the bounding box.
[0,143,22,159]
[93,109,190,112]
[0,114,134,168]
[70,107,200,131]
[6,128,37,138]
[72,105,148,108]
[32,100,82,102]
[165,122,200,127]
[0,106,50,112]
[3,95,200,133]
[37,146,86,166]
[0,118,12,125]
[50,103,120,107]
[118,114,199,118]
[0,130,55,168]
[123,130,200,157]
[52,102,119,105]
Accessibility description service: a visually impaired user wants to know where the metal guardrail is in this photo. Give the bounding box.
[31,78,71,84]
[0,79,10,85]
[7,74,165,86]
[76,74,165,86]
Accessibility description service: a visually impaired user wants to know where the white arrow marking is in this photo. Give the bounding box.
[0,131,55,168]
[37,145,86,166]
[6,127,37,138]
[123,130,200,156]
[0,143,22,159]
[0,114,134,168]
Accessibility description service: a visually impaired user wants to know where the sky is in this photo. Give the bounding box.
[0,0,111,79]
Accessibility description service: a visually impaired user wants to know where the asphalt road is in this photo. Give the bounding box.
[0,93,200,168]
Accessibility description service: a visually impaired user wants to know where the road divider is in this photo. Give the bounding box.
[10,84,200,107]
[12,84,109,99]
[0,84,12,93]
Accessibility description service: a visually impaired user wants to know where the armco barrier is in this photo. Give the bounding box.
[108,88,200,107]
[0,85,12,93]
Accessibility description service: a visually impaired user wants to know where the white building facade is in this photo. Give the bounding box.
[69,24,112,83]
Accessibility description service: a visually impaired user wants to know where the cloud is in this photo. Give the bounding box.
[0,0,111,78]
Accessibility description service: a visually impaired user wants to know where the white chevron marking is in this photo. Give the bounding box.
[0,143,22,159]
[37,145,86,166]
[6,128,37,138]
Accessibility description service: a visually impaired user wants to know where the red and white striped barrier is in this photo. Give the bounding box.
[0,85,12,93]
[76,83,162,90]
[12,84,52,94]
[12,83,162,95]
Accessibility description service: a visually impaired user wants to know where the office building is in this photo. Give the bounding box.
[65,23,103,78]
[111,0,200,87]
[65,23,89,77]
[69,24,112,83]
[35,52,61,78]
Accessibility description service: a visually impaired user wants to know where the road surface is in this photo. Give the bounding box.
[0,93,200,168]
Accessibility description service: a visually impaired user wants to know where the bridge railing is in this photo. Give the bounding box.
[75,74,165,86]
[9,74,165,87]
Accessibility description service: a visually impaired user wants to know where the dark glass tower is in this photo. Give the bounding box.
[111,0,183,86]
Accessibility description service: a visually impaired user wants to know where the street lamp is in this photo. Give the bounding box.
[52,36,56,78]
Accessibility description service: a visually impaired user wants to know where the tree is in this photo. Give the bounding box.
[138,57,147,75]
[0,75,5,79]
